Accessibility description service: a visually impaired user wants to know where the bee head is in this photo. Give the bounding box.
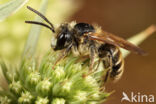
[52,24,72,51]
[74,23,95,36]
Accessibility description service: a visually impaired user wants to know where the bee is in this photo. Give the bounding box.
[25,6,146,82]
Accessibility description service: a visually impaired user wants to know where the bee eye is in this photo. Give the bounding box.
[54,27,72,50]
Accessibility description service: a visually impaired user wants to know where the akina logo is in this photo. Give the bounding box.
[121,92,155,103]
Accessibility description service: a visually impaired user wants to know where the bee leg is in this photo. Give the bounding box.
[52,44,72,69]
[89,45,96,72]
[101,54,113,83]
[95,59,101,71]
[82,45,96,77]
[101,69,111,87]
[104,69,111,82]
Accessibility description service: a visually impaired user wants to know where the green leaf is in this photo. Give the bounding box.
[122,25,156,58]
[0,0,28,21]
[22,0,48,58]
[0,61,10,83]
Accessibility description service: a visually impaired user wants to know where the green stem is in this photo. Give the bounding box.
[122,25,156,58]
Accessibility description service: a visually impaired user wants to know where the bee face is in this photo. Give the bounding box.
[53,23,96,50]
[54,24,72,51]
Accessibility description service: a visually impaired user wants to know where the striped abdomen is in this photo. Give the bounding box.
[98,44,124,82]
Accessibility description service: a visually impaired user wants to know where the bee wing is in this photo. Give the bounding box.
[88,31,146,55]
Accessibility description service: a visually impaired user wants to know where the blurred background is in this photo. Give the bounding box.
[0,0,156,104]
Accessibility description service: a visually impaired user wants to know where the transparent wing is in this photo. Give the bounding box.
[88,31,146,55]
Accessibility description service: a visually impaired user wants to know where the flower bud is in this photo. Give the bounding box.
[20,65,35,82]
[0,96,11,104]
[9,81,23,96]
[51,98,65,104]
[72,91,87,103]
[18,91,34,104]
[52,80,72,96]
[36,79,52,96]
[25,72,41,90]
[84,75,98,88]
[35,97,49,104]
[51,66,65,83]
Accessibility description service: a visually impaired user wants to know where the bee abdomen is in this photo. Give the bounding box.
[110,49,124,81]
[98,44,124,82]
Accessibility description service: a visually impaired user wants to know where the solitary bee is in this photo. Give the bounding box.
[25,6,146,82]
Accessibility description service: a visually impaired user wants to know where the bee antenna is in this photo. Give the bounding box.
[25,21,55,33]
[27,6,55,33]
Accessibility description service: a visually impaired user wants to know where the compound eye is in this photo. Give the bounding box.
[54,31,72,50]
[54,34,66,50]
[53,24,72,51]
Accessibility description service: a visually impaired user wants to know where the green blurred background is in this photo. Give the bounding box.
[0,0,156,104]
